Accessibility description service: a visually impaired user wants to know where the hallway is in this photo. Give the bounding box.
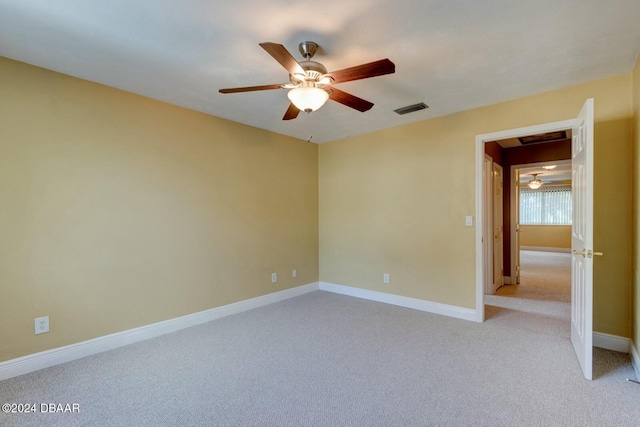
[485,250,570,319]
[497,250,571,303]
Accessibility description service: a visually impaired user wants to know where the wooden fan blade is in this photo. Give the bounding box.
[328,87,374,112]
[219,84,283,94]
[326,59,395,84]
[259,42,306,77]
[283,103,301,120]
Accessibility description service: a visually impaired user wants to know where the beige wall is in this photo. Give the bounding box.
[0,57,319,362]
[520,225,571,249]
[2,53,637,363]
[633,54,640,354]
[319,74,633,336]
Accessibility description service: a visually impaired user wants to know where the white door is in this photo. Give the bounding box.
[492,163,504,292]
[513,168,521,284]
[571,98,596,380]
[483,157,493,294]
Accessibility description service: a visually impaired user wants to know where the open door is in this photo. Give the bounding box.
[571,98,597,380]
[492,163,504,292]
[513,168,521,285]
[483,157,493,294]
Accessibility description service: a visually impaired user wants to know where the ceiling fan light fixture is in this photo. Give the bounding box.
[527,179,542,190]
[526,173,543,189]
[542,165,557,170]
[287,86,329,113]
[527,174,543,190]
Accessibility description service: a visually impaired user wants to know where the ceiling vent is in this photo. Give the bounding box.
[518,131,567,145]
[394,102,429,115]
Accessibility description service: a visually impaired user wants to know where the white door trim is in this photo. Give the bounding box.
[475,119,576,322]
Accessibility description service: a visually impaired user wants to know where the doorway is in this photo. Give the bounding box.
[476,125,574,309]
[474,98,595,379]
[495,160,573,309]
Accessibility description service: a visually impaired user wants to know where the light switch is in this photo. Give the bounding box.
[465,216,473,226]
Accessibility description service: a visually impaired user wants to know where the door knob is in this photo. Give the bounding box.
[573,249,603,258]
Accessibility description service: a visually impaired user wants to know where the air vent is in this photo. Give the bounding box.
[394,102,429,115]
[518,131,567,145]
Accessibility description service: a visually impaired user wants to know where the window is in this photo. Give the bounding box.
[520,186,572,225]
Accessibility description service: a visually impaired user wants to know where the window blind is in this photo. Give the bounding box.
[520,185,572,225]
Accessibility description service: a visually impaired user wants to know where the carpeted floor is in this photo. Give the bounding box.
[495,250,571,302]
[1,287,639,426]
[485,250,571,319]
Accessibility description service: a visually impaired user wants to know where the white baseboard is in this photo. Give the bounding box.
[319,282,478,322]
[3,282,628,382]
[593,331,630,353]
[0,282,319,381]
[504,276,512,285]
[631,341,640,381]
[520,246,571,253]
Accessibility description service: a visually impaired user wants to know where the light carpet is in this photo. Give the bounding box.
[1,290,639,427]
[485,250,571,319]
[495,250,571,302]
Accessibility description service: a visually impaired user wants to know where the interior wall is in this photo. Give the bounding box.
[520,225,571,249]
[0,57,319,362]
[484,142,504,166]
[319,73,633,337]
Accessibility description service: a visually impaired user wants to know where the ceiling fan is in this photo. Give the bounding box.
[527,174,544,189]
[219,41,395,120]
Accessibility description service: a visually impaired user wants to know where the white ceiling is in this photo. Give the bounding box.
[519,162,572,184]
[1,0,639,143]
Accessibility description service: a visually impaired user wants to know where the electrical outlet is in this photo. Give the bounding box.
[292,269,297,278]
[383,273,390,284]
[271,273,277,283]
[35,316,49,335]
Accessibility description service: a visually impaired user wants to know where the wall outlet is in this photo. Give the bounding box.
[383,273,390,284]
[271,273,277,283]
[292,269,297,278]
[35,316,49,335]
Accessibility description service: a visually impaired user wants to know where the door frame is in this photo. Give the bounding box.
[509,159,572,285]
[474,119,576,322]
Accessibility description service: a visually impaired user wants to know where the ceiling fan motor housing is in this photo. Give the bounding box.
[287,42,329,85]
[290,60,328,84]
